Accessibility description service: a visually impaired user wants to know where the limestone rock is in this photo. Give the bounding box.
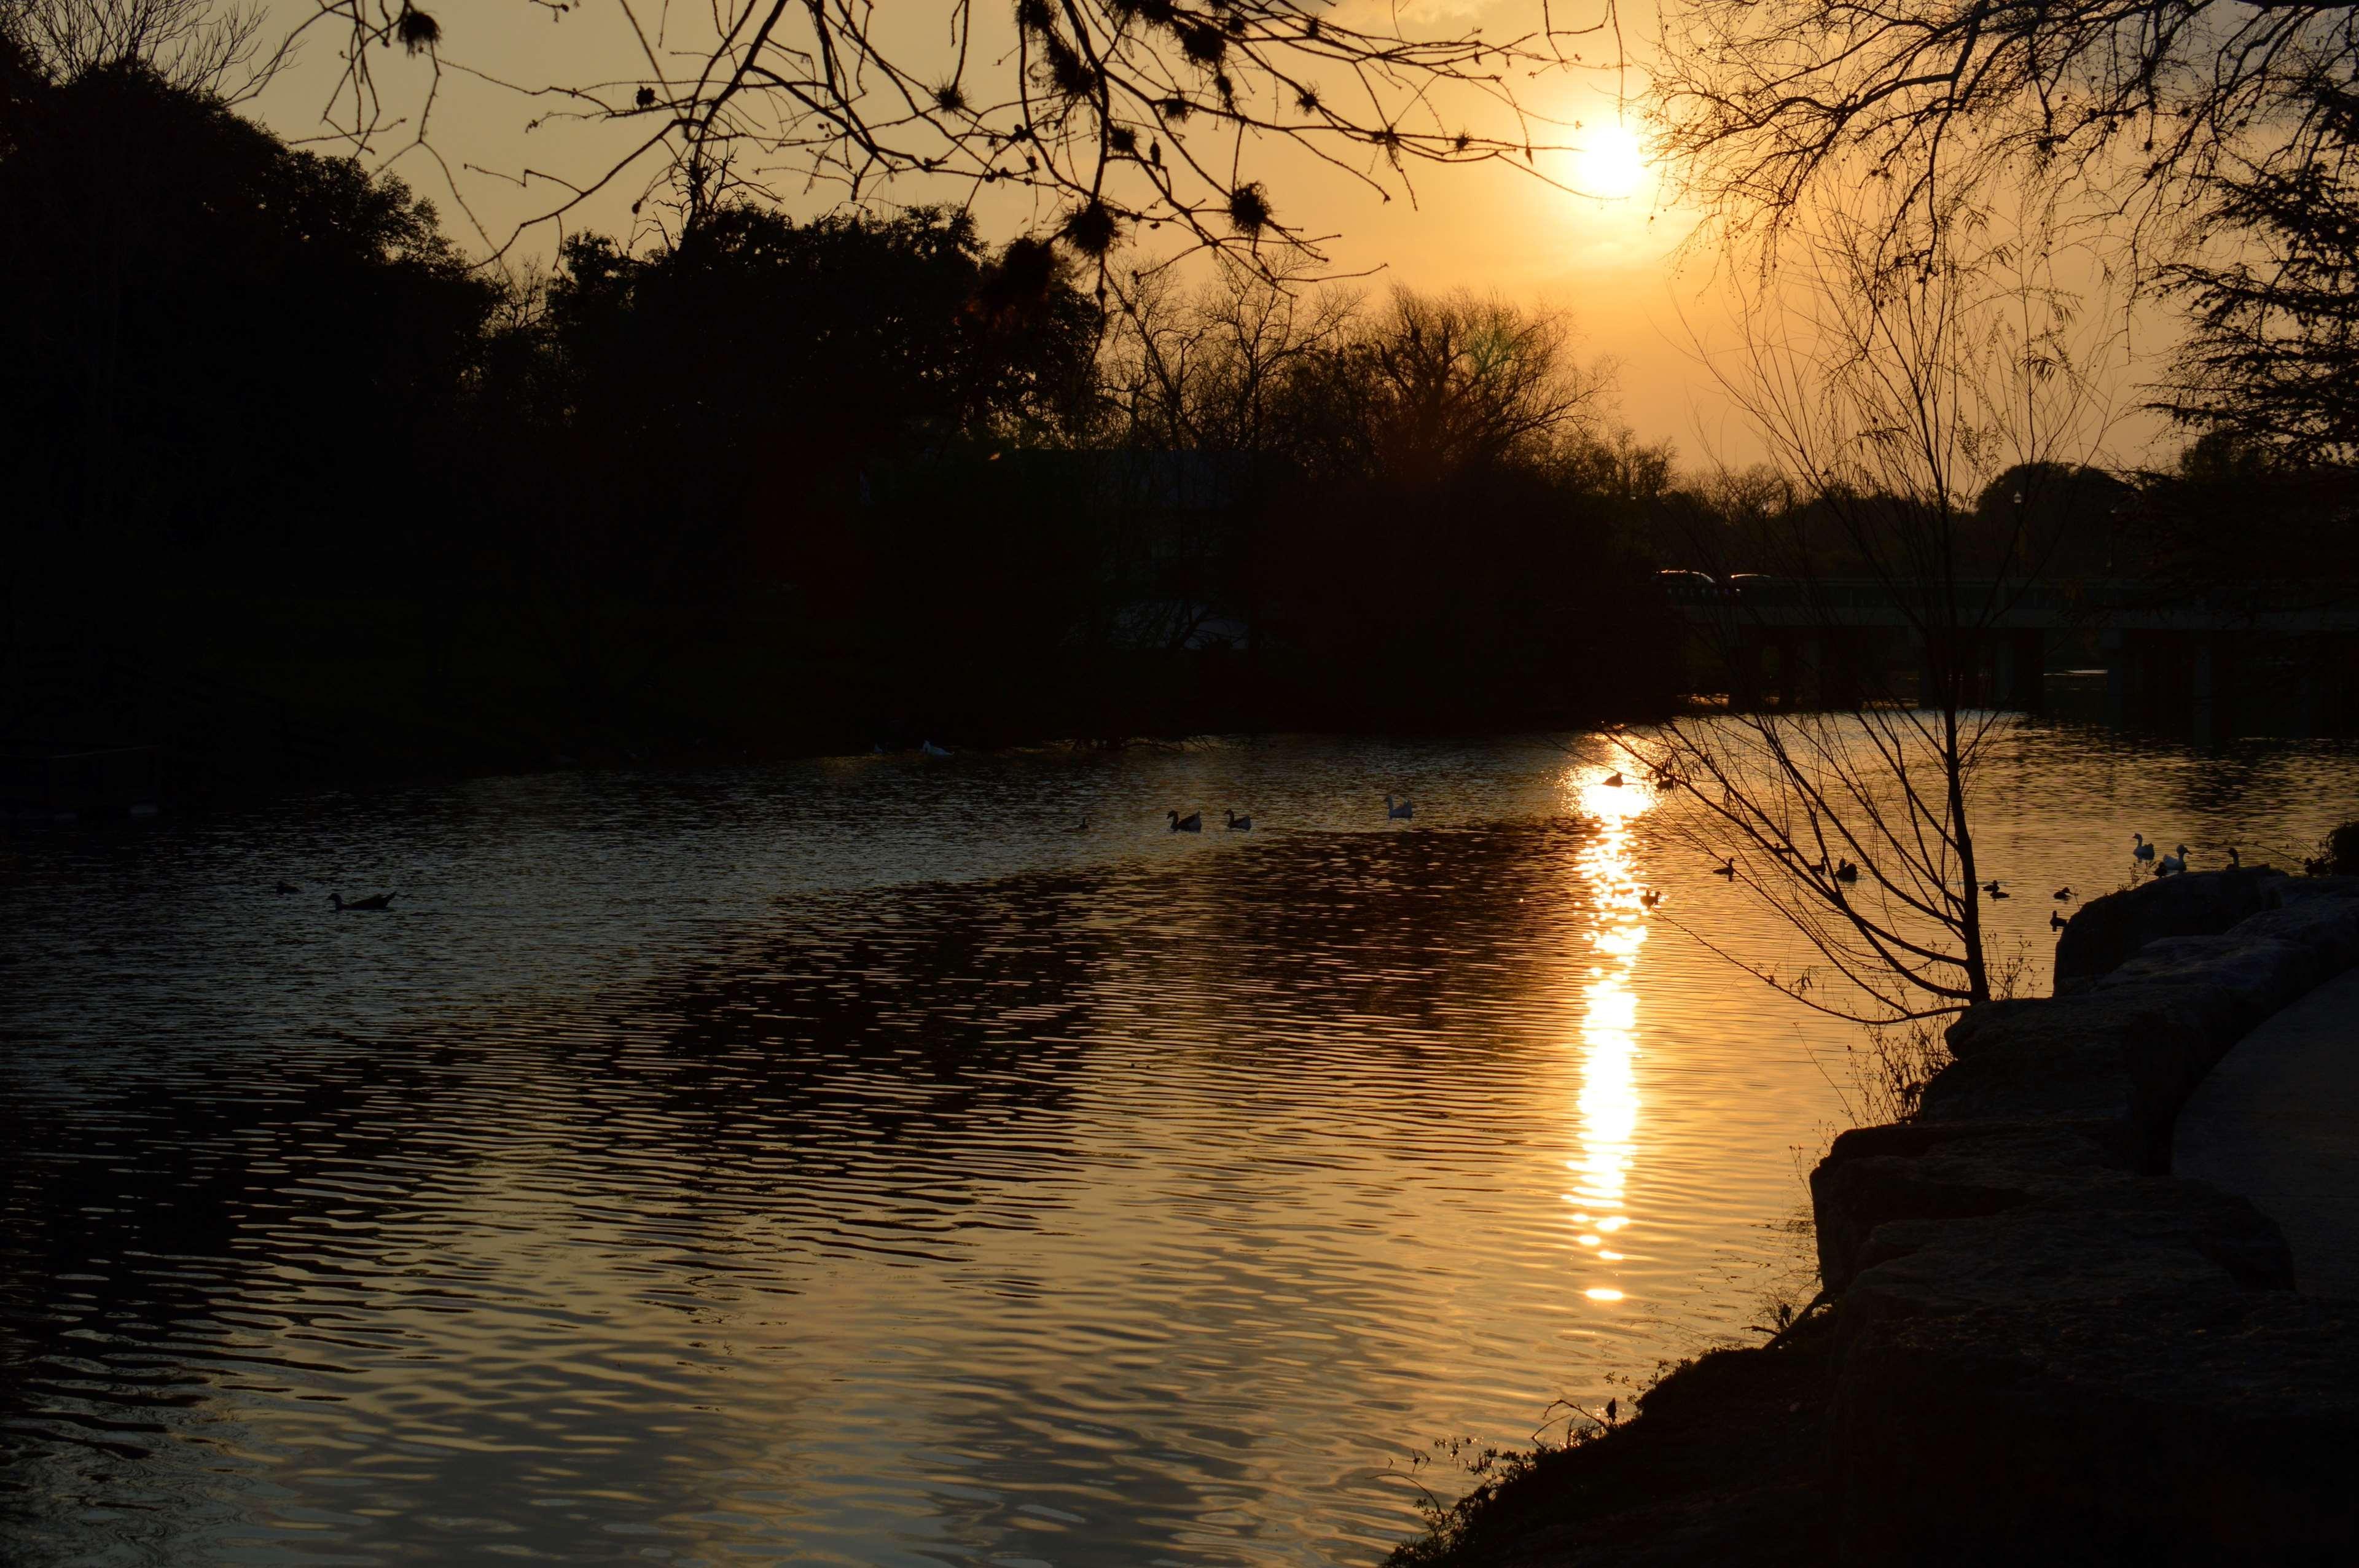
[1810,1121,2128,1293]
[2226,894,2359,971]
[2053,867,2287,985]
[2093,934,2325,1042]
[1917,992,2216,1171]
[1833,1291,2359,1564]
[1837,1179,2294,1352]
[2274,873,2359,905]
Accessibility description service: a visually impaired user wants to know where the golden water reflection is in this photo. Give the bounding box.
[1567,767,1656,1305]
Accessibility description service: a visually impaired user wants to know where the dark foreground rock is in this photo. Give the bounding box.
[1387,1319,1837,1568]
[1809,1120,2129,1293]
[1818,876,2359,1564]
[1916,990,2220,1169]
[1836,1292,2359,1564]
[1395,873,2359,1567]
[2053,867,2287,985]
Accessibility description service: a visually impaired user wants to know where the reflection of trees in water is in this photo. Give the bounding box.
[0,822,1612,1564]
[0,1034,480,1550]
[1148,822,1590,1061]
[612,826,1603,1566]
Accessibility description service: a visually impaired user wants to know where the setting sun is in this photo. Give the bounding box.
[1576,123,1650,200]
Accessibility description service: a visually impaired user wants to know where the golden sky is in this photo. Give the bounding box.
[242,0,2169,471]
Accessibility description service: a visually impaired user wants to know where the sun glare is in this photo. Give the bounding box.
[1576,123,1649,201]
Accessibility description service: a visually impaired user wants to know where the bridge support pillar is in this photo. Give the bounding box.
[1730,630,1766,711]
[1994,630,2045,713]
[1796,634,1825,708]
[1821,629,1867,710]
[2191,636,2234,746]
[2298,638,2326,738]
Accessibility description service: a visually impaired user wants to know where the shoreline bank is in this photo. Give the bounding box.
[1396,865,2359,1566]
[1,593,1677,816]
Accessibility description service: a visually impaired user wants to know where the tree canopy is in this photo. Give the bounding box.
[1655,0,2359,246]
[0,53,490,564]
[2160,86,2359,464]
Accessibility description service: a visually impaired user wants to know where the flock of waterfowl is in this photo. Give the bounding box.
[284,748,2232,941]
[1688,829,2232,938]
[272,881,399,911]
[1160,797,1412,833]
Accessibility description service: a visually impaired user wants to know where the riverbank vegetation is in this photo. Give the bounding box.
[9,0,2359,801]
[0,37,1687,792]
[1390,1313,1839,1568]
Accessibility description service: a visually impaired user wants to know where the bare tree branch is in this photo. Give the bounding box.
[280,0,1624,265]
[1616,199,2120,1024]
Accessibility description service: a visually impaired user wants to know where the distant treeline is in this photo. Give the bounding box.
[1,58,2340,782]
[0,60,1698,774]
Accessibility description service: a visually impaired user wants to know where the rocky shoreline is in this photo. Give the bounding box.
[1395,868,2359,1566]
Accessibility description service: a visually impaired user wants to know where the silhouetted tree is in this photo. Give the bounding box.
[1656,0,2359,251]
[2,0,266,99]
[0,58,491,580]
[1622,205,2118,1023]
[1102,254,1360,454]
[2161,88,2359,467]
[483,205,1098,591]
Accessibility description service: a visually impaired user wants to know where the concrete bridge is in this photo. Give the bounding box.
[1665,575,2359,741]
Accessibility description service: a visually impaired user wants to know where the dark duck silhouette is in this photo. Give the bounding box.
[1167,810,1202,833]
[1226,810,1252,830]
[275,880,301,895]
[332,892,396,911]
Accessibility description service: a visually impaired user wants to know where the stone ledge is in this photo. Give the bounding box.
[2053,866,2288,986]
[1839,1179,2294,1352]
[1917,989,2219,1171]
[1810,1120,2128,1293]
[1835,1292,2359,1564]
[1811,872,2359,1562]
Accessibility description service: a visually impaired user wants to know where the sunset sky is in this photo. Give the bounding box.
[241,0,2172,471]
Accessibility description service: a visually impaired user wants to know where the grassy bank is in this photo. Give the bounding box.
[1390,1314,1837,1568]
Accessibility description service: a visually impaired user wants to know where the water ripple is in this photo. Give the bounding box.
[4,728,2355,1564]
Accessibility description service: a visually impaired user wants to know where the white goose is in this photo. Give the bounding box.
[2132,833,2156,862]
[2159,844,2188,875]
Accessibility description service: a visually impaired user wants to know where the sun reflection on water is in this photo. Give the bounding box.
[1566,766,1654,1307]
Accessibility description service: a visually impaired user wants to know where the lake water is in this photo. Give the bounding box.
[4,724,2354,1567]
